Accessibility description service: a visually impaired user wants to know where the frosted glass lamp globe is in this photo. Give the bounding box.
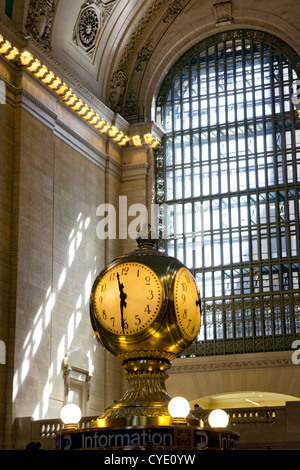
[168,397,190,420]
[60,403,82,429]
[208,409,229,428]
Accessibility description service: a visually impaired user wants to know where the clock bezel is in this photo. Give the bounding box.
[90,248,202,359]
[91,261,164,336]
[172,266,201,342]
[90,258,170,353]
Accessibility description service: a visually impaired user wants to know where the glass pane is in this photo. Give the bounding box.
[159,32,300,352]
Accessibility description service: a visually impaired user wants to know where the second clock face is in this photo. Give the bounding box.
[173,267,201,341]
[93,262,162,335]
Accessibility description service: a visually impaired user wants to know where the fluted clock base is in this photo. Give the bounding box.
[57,356,240,450]
[91,357,183,428]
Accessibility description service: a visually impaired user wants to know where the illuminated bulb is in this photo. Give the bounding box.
[0,34,4,44]
[99,123,111,133]
[113,132,124,142]
[132,135,142,146]
[89,114,101,125]
[20,50,34,66]
[168,397,190,424]
[83,110,95,121]
[71,99,83,111]
[5,47,19,60]
[109,126,119,137]
[119,136,130,146]
[0,40,12,54]
[27,59,41,73]
[77,104,90,115]
[150,139,159,148]
[208,409,229,428]
[34,65,48,78]
[41,71,55,84]
[65,94,78,106]
[60,404,82,430]
[94,118,106,129]
[143,133,155,145]
[54,83,68,95]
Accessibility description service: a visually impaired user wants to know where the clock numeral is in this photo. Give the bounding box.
[100,283,106,292]
[183,309,187,319]
[122,319,128,330]
[187,319,192,329]
[109,273,115,281]
[181,294,186,303]
[135,315,141,325]
[110,317,115,327]
[185,274,191,284]
[102,309,107,319]
[181,282,187,292]
[98,295,103,305]
[147,289,154,300]
[144,304,151,314]
[121,267,129,275]
[145,276,150,285]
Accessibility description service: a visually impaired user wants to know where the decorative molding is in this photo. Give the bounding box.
[169,356,295,375]
[121,162,149,182]
[135,39,155,72]
[213,1,233,26]
[162,0,187,23]
[63,352,93,401]
[21,88,107,170]
[109,0,191,117]
[25,0,58,49]
[109,0,164,113]
[73,0,118,60]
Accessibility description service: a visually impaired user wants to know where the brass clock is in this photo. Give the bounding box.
[173,267,201,342]
[93,262,163,335]
[89,231,201,425]
[90,234,201,361]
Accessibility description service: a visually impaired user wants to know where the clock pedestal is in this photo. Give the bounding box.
[57,232,239,450]
[91,354,197,428]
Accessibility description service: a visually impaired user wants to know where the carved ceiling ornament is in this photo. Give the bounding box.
[25,0,58,49]
[109,0,190,117]
[213,1,233,26]
[73,0,118,59]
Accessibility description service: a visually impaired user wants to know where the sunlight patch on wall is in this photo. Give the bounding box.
[12,211,97,420]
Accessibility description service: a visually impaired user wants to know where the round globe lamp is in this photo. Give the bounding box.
[208,409,229,428]
[168,397,190,424]
[60,404,82,430]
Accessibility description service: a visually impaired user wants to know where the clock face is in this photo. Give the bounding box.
[92,262,162,335]
[173,267,201,341]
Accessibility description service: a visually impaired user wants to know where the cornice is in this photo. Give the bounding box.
[21,88,107,170]
[0,24,162,148]
[169,352,296,374]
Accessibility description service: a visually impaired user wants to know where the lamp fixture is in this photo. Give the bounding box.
[208,409,229,428]
[0,34,160,148]
[60,404,82,430]
[168,396,190,425]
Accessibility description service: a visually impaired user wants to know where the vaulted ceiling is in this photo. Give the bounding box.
[3,0,300,123]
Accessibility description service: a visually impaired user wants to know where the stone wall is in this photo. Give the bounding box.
[0,61,124,449]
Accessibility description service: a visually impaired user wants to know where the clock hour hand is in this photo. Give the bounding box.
[117,272,127,333]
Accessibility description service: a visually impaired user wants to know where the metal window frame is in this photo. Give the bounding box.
[155,29,300,356]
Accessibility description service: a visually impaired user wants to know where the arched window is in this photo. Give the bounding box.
[156,30,300,356]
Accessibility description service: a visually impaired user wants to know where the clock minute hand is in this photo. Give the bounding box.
[117,272,127,333]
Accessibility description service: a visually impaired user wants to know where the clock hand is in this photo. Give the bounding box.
[117,272,127,333]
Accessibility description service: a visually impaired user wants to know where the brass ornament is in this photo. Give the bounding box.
[89,230,201,427]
